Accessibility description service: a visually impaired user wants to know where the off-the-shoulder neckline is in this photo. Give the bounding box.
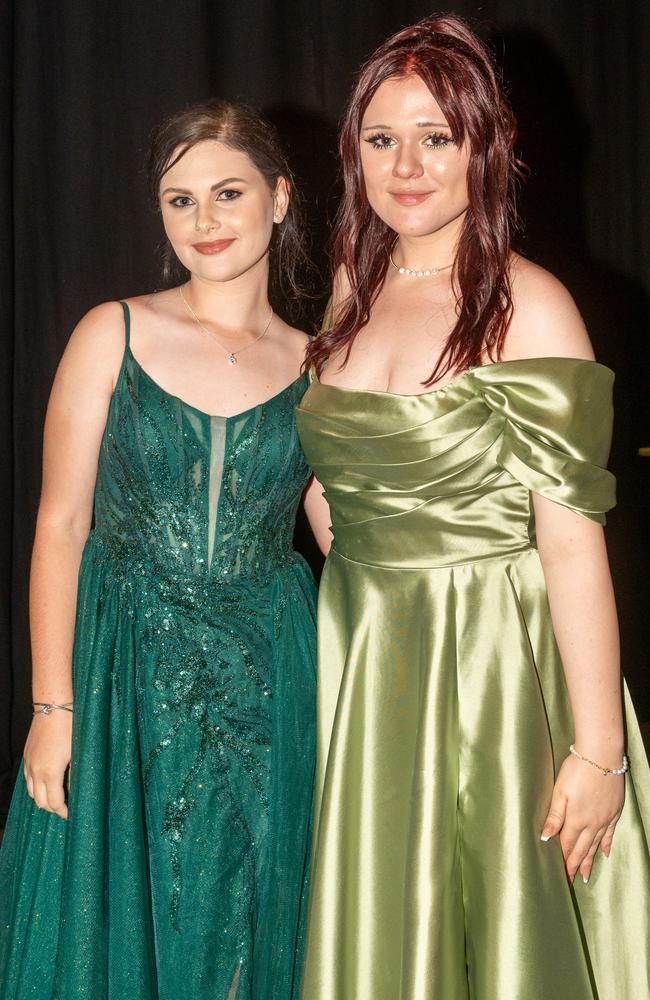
[312,357,613,403]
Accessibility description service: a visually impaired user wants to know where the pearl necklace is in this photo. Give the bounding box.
[389,237,453,278]
[179,285,273,366]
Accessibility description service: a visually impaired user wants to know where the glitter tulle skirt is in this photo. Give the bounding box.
[0,539,316,1000]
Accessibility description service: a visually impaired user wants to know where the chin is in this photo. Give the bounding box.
[390,218,443,238]
[193,256,241,278]
[373,205,436,236]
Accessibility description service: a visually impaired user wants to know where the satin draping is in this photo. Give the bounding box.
[296,358,650,1000]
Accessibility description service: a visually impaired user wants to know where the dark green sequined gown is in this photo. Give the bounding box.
[0,302,316,1000]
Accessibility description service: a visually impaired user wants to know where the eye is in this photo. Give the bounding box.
[168,195,194,208]
[364,133,396,150]
[423,132,456,149]
[217,189,242,201]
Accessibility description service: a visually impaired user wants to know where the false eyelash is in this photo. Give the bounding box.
[364,132,456,150]
[424,132,456,147]
[364,133,395,148]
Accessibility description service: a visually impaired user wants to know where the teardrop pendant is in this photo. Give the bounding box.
[227,354,237,366]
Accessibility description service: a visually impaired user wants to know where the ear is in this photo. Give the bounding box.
[273,176,290,224]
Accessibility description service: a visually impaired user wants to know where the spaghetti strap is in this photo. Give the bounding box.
[111,301,132,396]
[119,300,131,349]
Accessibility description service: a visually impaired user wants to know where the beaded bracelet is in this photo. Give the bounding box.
[32,702,74,716]
[569,743,629,776]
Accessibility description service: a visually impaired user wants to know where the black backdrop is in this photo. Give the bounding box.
[2,1,649,822]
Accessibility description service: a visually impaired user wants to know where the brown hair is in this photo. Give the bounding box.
[306,14,525,384]
[147,99,311,317]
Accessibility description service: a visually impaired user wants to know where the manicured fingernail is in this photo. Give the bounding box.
[540,834,551,842]
[582,875,589,884]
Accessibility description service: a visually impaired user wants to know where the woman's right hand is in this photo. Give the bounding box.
[23,711,72,819]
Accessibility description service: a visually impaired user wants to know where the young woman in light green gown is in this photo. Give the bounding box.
[297,15,650,999]
[0,100,316,999]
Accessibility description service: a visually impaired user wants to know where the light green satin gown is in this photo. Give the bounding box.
[296,358,650,1000]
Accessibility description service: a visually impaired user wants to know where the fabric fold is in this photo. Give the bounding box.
[471,359,616,522]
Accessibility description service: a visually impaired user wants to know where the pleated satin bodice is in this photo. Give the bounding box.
[297,358,616,569]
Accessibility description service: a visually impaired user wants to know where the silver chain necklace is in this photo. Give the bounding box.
[389,236,453,278]
[179,285,273,366]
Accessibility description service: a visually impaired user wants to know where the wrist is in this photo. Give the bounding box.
[32,693,74,704]
[571,747,626,770]
[569,742,628,776]
[32,700,74,717]
[573,728,624,760]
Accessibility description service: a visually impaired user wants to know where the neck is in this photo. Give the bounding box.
[396,211,466,271]
[184,257,271,333]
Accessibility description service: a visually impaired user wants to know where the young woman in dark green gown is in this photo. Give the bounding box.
[297,16,650,1000]
[0,100,316,999]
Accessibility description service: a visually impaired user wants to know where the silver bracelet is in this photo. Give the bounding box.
[32,702,74,716]
[569,743,629,776]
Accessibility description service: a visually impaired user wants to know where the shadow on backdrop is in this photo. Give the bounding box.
[497,25,650,727]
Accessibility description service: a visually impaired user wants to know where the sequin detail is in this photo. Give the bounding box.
[96,358,311,922]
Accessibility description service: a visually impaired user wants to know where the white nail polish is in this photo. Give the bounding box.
[540,834,551,842]
[582,875,589,884]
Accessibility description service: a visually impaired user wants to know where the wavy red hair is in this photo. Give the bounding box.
[306,14,525,384]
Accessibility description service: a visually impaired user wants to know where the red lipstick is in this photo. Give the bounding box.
[192,239,235,255]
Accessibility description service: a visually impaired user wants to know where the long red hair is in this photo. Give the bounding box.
[306,14,525,384]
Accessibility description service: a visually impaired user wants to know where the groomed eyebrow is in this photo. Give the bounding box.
[160,176,247,196]
[361,121,450,131]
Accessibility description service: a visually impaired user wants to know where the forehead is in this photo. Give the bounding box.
[161,140,259,188]
[361,75,448,127]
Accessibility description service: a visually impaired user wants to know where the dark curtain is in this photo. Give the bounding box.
[2,0,649,821]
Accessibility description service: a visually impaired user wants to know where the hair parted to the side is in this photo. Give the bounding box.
[146,99,311,318]
[305,13,526,384]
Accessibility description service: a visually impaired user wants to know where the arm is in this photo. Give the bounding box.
[303,476,332,556]
[24,302,125,819]
[506,257,623,881]
[535,498,624,881]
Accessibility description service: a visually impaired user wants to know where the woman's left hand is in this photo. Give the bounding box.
[540,754,624,883]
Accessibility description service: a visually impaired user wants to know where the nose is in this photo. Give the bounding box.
[392,142,424,180]
[195,201,220,233]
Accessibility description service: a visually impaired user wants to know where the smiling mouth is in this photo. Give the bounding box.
[192,239,235,255]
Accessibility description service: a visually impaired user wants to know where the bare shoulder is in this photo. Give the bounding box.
[503,255,595,362]
[123,288,178,321]
[60,300,128,389]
